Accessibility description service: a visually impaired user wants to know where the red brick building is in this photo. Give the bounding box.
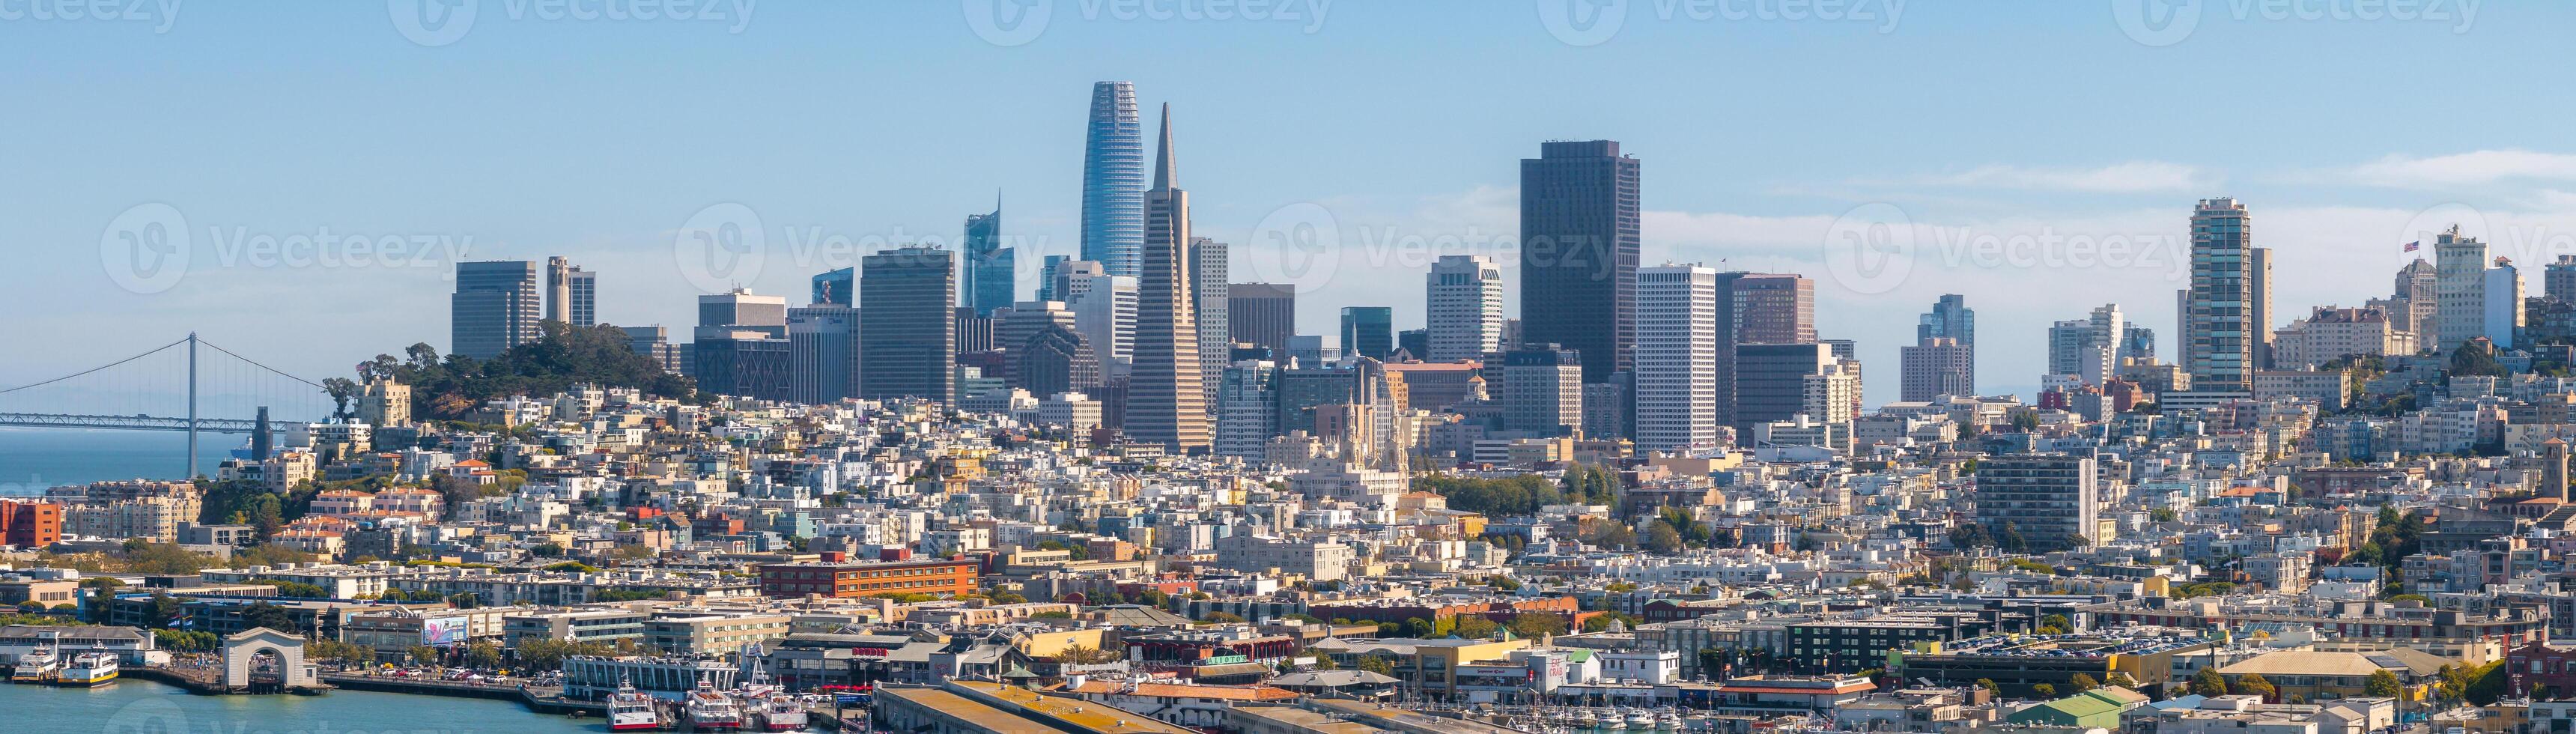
[0,500,61,548]
[757,559,979,598]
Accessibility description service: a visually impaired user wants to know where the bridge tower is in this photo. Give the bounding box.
[187,331,198,479]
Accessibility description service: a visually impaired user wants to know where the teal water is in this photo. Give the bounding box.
[12,679,602,733]
[0,428,240,494]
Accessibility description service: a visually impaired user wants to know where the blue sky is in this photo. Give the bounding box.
[5,0,2569,410]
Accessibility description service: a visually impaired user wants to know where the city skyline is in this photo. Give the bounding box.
[16,4,2576,408]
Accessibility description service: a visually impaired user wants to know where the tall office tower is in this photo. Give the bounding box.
[2251,246,2276,369]
[1015,323,1101,399]
[997,300,1081,385]
[1635,264,1721,452]
[690,328,791,401]
[2551,256,2576,305]
[1192,237,1230,406]
[1215,359,1281,462]
[1900,337,1974,402]
[1273,363,1358,434]
[812,267,856,307]
[1802,360,1860,425]
[452,261,542,360]
[619,326,681,372]
[1228,282,1296,354]
[544,256,595,327]
[1519,139,1640,383]
[1916,294,1974,394]
[699,288,789,333]
[962,200,1012,318]
[860,246,958,403]
[1732,342,1833,435]
[2047,304,2126,384]
[1821,339,1863,419]
[2434,225,2490,352]
[1061,268,1137,379]
[2488,257,2527,350]
[1340,307,1394,360]
[2187,197,2260,393]
[1582,377,1631,442]
[1918,294,1975,346]
[1427,255,1504,362]
[1124,104,1209,452]
[2394,258,2438,339]
[1033,255,1069,302]
[1501,318,1522,352]
[786,306,861,404]
[953,307,995,355]
[1081,81,1145,277]
[1501,345,1584,437]
[1974,453,2100,552]
[2121,325,2157,362]
[1395,330,1428,360]
[1731,274,1816,345]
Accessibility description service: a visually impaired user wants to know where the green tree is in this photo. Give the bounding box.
[2068,673,2100,694]
[2365,669,2402,697]
[2234,673,2276,703]
[410,645,441,666]
[2032,683,2056,698]
[1453,616,1500,640]
[240,602,297,635]
[1506,614,1568,639]
[1644,521,1684,554]
[2105,673,2139,691]
[1355,655,1395,675]
[2190,667,2229,697]
[1977,679,2001,697]
[1054,644,1123,664]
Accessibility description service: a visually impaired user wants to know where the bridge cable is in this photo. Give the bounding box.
[0,336,190,394]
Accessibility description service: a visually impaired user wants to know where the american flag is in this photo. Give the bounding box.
[2404,240,2420,252]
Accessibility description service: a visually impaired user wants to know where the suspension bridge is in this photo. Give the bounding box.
[0,333,339,477]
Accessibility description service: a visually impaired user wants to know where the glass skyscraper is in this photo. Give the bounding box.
[811,267,854,306]
[1081,81,1144,278]
[1340,306,1394,360]
[963,198,1012,318]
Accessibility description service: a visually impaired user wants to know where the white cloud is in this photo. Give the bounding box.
[2347,150,2576,188]
[1856,161,2211,193]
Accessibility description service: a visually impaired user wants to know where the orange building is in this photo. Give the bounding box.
[758,559,979,598]
[0,500,61,548]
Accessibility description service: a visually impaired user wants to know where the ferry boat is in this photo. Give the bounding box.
[607,677,663,732]
[681,678,744,732]
[11,646,59,683]
[745,693,807,732]
[53,652,118,687]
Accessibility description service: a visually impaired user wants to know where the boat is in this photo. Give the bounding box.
[11,646,59,683]
[682,677,744,732]
[607,677,663,732]
[53,652,117,687]
[745,693,808,732]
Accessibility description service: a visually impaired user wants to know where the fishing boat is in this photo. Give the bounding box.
[52,652,117,687]
[681,677,744,732]
[11,646,59,683]
[607,677,663,732]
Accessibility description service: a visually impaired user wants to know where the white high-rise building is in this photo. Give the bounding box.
[1633,264,1721,452]
[2434,226,2488,352]
[2488,258,2526,350]
[1425,255,1504,362]
[1060,267,1137,379]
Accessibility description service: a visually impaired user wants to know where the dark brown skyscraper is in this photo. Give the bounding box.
[1124,103,1210,451]
[1228,282,1295,355]
[1519,140,1639,383]
[859,247,957,403]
